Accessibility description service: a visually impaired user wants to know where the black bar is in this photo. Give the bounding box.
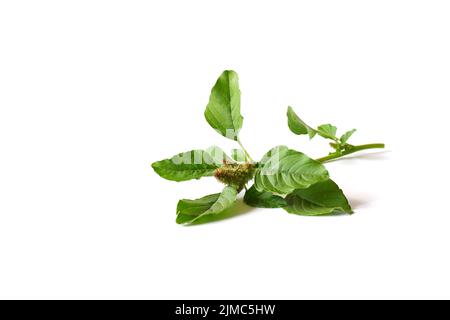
[0,300,444,319]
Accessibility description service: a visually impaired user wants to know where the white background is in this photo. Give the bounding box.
[1,1,449,299]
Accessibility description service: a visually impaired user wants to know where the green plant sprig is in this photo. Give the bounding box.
[151,70,384,225]
[287,106,385,163]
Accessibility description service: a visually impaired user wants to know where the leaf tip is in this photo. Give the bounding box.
[151,161,163,177]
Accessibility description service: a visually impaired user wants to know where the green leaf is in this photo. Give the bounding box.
[151,150,220,182]
[254,146,329,194]
[205,146,232,164]
[287,106,316,139]
[317,124,338,140]
[284,179,352,216]
[340,129,356,144]
[243,185,287,208]
[231,149,246,162]
[204,70,243,141]
[176,186,238,224]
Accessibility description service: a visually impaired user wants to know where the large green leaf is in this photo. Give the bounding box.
[284,179,352,216]
[340,129,356,144]
[243,185,287,208]
[317,124,338,140]
[287,106,316,139]
[204,70,243,141]
[176,186,238,224]
[151,149,220,182]
[254,146,329,194]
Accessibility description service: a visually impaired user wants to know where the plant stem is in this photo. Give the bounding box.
[316,143,385,163]
[237,138,254,162]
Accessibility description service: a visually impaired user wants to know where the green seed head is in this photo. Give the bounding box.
[214,162,255,192]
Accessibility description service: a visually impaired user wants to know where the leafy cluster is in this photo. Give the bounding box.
[152,70,384,224]
[287,106,384,163]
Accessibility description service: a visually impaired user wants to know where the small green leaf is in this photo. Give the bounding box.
[340,129,356,144]
[151,150,219,182]
[284,179,352,216]
[254,146,329,194]
[231,149,246,162]
[317,124,338,140]
[287,106,316,139]
[204,70,243,141]
[176,186,238,224]
[244,185,287,208]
